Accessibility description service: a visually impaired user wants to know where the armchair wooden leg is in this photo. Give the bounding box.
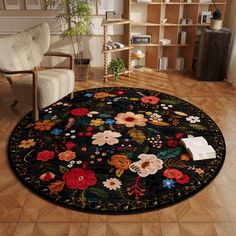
[70,92,74,99]
[33,106,39,121]
[10,99,18,108]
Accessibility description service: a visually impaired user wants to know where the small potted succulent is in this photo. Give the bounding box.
[210,0,223,30]
[109,58,126,80]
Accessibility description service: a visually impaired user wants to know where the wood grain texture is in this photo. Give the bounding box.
[0,69,236,235]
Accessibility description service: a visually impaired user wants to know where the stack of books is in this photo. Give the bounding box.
[180,136,216,161]
[159,57,168,70]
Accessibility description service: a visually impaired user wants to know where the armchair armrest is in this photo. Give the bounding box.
[44,51,74,70]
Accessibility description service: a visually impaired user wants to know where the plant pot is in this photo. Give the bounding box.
[74,58,90,80]
[210,19,223,31]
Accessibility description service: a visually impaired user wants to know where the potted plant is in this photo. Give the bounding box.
[109,58,126,80]
[48,0,94,79]
[210,0,223,31]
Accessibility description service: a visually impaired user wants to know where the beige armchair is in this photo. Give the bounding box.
[0,22,75,121]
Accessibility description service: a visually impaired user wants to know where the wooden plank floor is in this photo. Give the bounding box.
[0,69,236,236]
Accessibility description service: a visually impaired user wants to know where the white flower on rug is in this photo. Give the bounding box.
[129,154,163,177]
[103,178,122,190]
[186,116,201,124]
[92,130,121,146]
[114,111,148,127]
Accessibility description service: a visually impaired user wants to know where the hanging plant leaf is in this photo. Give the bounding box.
[164,159,188,169]
[128,128,146,144]
[174,111,188,116]
[59,165,69,174]
[190,124,207,131]
[158,147,183,159]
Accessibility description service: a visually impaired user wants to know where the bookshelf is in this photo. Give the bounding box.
[129,0,227,71]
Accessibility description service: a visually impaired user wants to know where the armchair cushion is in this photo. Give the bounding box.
[11,69,75,109]
[0,23,50,71]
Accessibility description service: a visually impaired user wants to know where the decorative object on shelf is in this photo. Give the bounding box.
[114,42,125,49]
[137,0,152,3]
[49,0,93,80]
[185,0,192,3]
[25,0,41,10]
[179,31,187,45]
[159,57,168,70]
[109,58,126,80]
[201,11,212,24]
[134,50,145,69]
[186,18,193,24]
[176,57,185,71]
[161,18,168,24]
[131,35,151,44]
[160,38,171,46]
[210,0,223,31]
[8,87,226,214]
[3,0,20,9]
[180,18,187,25]
[105,11,122,22]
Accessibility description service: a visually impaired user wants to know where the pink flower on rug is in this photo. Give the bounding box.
[39,172,55,182]
[114,112,148,128]
[59,150,76,162]
[141,96,160,105]
[92,130,121,146]
[37,150,55,161]
[70,107,89,116]
[129,154,163,177]
[63,168,97,190]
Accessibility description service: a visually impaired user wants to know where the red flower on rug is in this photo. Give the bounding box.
[141,96,160,104]
[66,141,77,150]
[37,150,55,161]
[70,108,89,117]
[63,168,97,190]
[163,168,183,180]
[176,174,190,184]
[166,139,179,147]
[39,172,55,182]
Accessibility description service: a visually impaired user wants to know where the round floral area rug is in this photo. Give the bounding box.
[8,87,225,214]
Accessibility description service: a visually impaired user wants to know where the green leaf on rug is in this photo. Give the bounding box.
[79,117,90,125]
[190,124,207,131]
[160,99,181,105]
[174,111,188,116]
[164,159,188,169]
[99,114,111,118]
[128,128,146,144]
[59,165,69,174]
[87,187,109,199]
[158,147,182,159]
[143,146,150,153]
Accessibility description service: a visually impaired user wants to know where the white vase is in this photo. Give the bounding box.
[210,19,223,31]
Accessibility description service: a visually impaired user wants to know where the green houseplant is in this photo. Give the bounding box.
[47,0,95,79]
[109,58,126,80]
[210,0,223,30]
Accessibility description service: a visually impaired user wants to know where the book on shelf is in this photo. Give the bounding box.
[180,136,216,161]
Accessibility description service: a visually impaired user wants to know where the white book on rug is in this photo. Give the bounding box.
[180,136,216,161]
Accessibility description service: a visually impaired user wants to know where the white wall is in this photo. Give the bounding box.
[225,0,236,84]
